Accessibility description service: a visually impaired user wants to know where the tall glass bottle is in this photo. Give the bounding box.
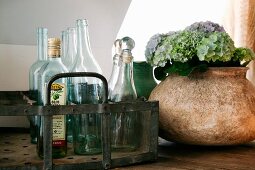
[109,37,139,151]
[63,27,77,143]
[108,39,121,98]
[70,19,103,155]
[28,27,48,144]
[37,38,68,159]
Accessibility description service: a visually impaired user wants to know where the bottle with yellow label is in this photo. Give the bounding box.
[37,38,68,159]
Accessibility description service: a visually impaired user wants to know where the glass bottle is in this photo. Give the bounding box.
[28,27,48,144]
[109,37,139,151]
[108,39,121,98]
[70,19,103,155]
[64,27,77,143]
[37,38,68,159]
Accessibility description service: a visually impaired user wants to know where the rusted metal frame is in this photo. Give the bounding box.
[149,101,159,159]
[0,99,155,116]
[45,72,109,170]
[111,152,157,168]
[0,101,158,169]
[111,101,159,168]
[0,86,159,169]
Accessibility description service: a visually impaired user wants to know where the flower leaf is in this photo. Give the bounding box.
[164,62,194,76]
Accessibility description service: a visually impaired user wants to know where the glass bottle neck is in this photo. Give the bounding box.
[113,54,120,66]
[65,28,77,71]
[108,54,120,93]
[48,56,62,62]
[66,28,77,58]
[119,60,133,87]
[37,28,47,61]
[74,19,102,74]
[61,30,67,59]
[76,20,93,62]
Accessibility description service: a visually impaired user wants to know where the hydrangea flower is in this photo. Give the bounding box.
[145,33,169,67]
[233,47,255,65]
[144,21,254,79]
[196,32,235,62]
[164,30,205,62]
[185,21,225,33]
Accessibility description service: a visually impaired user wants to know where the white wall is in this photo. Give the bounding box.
[0,0,131,127]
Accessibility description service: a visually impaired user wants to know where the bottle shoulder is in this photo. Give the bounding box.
[29,60,48,72]
[41,61,67,77]
[82,55,102,73]
[110,83,137,102]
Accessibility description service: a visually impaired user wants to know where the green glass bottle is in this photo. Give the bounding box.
[28,27,48,144]
[37,38,68,159]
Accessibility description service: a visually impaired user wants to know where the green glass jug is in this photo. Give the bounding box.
[133,61,157,99]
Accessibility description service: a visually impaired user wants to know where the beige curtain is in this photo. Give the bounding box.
[224,0,255,85]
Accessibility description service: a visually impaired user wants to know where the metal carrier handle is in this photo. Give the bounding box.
[44,72,110,170]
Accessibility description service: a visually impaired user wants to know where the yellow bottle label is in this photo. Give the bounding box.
[50,83,66,146]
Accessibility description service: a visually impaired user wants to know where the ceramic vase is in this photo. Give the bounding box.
[149,67,255,145]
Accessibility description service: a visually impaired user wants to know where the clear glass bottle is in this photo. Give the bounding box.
[70,19,103,155]
[64,27,77,143]
[109,37,139,151]
[108,39,121,98]
[37,38,68,159]
[28,27,48,144]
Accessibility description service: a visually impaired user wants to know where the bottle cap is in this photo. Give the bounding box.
[48,38,61,57]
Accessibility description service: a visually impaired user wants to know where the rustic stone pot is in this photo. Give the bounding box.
[149,67,255,145]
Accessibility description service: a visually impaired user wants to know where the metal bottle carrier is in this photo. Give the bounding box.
[0,72,159,170]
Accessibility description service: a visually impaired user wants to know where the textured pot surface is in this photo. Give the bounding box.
[149,67,255,145]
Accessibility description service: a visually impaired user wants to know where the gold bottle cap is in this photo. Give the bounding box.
[48,38,61,57]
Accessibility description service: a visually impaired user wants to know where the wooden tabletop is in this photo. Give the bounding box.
[119,138,255,170]
[1,129,255,169]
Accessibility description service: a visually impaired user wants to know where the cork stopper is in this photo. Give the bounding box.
[48,38,61,57]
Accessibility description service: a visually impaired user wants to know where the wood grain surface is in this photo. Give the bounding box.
[119,138,255,170]
[1,130,255,169]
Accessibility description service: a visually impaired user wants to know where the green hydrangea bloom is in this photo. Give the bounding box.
[196,32,235,62]
[233,47,255,65]
[165,31,205,62]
